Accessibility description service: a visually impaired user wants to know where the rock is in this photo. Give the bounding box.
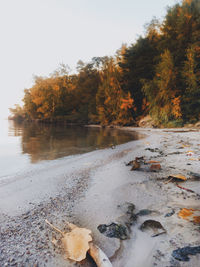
[172,246,200,261]
[140,220,166,237]
[145,148,160,153]
[116,202,137,227]
[164,209,175,217]
[137,209,154,216]
[97,223,129,240]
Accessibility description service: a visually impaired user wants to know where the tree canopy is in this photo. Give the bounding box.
[10,0,200,127]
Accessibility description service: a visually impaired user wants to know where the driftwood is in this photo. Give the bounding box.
[89,243,112,267]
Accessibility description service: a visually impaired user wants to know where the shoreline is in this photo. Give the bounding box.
[0,128,200,266]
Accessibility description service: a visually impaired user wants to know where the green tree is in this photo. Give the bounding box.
[142,50,181,125]
[182,45,200,121]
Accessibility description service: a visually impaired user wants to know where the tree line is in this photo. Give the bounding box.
[10,0,200,127]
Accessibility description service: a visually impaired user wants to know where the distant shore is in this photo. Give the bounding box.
[0,127,200,266]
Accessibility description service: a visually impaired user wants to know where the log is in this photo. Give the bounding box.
[89,242,112,267]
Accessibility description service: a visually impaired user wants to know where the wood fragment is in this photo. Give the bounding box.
[164,177,173,184]
[89,243,112,267]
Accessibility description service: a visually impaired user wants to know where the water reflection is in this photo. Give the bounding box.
[8,121,142,163]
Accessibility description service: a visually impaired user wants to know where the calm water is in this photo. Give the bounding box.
[0,120,141,178]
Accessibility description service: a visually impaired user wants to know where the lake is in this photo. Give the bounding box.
[0,120,141,179]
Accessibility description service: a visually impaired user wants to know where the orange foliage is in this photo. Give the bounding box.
[172,96,181,118]
[120,94,134,111]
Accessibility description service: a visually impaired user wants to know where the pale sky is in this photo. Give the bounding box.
[0,0,177,119]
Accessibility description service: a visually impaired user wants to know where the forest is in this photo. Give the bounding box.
[10,0,200,127]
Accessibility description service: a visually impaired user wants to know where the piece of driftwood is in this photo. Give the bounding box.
[89,243,112,267]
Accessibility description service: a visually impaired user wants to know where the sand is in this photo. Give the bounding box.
[0,127,200,266]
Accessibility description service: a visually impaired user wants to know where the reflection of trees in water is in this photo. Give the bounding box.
[8,121,140,163]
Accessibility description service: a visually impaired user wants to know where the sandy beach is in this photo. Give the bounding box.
[0,127,200,267]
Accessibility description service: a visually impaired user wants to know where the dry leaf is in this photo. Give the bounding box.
[178,208,200,224]
[150,164,161,171]
[62,227,92,262]
[168,174,187,181]
[130,160,140,170]
[147,160,161,164]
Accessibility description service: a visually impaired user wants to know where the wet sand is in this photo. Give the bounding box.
[0,128,200,266]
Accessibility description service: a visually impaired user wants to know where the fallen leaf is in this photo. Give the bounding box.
[62,227,92,262]
[178,208,200,224]
[150,164,161,171]
[131,160,140,170]
[168,174,187,181]
[147,160,161,164]
[189,158,198,161]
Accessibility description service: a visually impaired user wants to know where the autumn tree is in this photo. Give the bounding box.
[96,57,134,125]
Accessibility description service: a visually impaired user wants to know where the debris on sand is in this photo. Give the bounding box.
[45,220,112,266]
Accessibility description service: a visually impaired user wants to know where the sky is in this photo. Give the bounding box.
[0,0,177,119]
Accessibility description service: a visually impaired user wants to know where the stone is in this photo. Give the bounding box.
[97,223,129,240]
[172,246,200,261]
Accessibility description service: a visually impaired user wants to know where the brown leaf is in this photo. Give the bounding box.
[147,160,161,164]
[130,160,140,170]
[150,164,161,171]
[62,227,92,262]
